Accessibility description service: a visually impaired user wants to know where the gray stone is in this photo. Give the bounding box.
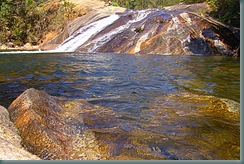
[0,105,40,160]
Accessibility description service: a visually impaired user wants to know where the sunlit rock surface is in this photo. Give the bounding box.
[0,105,40,160]
[42,6,126,50]
[7,88,103,160]
[7,88,239,160]
[53,3,239,56]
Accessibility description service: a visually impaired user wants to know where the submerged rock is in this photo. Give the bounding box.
[0,105,40,160]
[53,3,239,56]
[142,92,240,159]
[7,89,240,160]
[7,88,103,160]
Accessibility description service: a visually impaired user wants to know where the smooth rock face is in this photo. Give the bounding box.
[67,0,106,11]
[53,3,239,56]
[7,88,103,160]
[0,105,40,160]
[6,89,240,160]
[44,6,126,47]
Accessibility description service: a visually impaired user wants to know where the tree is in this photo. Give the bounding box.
[0,0,77,46]
[106,0,239,27]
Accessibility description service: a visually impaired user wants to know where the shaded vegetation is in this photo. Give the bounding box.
[0,0,78,46]
[104,0,240,28]
[0,0,239,46]
[206,0,240,28]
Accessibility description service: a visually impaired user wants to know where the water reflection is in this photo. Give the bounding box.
[0,52,240,159]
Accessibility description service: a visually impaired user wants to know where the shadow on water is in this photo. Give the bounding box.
[0,52,240,159]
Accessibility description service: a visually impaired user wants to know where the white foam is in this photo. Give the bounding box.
[88,10,152,52]
[55,14,120,52]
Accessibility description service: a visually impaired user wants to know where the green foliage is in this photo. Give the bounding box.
[111,1,119,6]
[0,0,77,45]
[105,0,239,27]
[0,0,239,46]
[206,0,240,27]
[104,0,182,9]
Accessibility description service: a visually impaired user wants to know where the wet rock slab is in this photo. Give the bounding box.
[7,88,240,160]
[52,3,239,56]
[7,88,104,160]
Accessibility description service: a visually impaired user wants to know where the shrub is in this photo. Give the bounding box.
[0,0,77,45]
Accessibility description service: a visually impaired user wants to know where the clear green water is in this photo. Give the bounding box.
[0,52,240,159]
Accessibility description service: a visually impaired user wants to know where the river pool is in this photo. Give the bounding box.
[0,52,240,160]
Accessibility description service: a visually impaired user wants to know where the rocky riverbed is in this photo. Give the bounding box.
[0,88,240,160]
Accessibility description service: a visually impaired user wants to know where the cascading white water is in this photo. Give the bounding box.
[56,14,120,52]
[87,9,152,52]
[55,9,154,52]
[52,7,234,55]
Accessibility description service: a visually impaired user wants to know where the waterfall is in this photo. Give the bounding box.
[56,14,120,52]
[53,6,237,55]
[87,10,152,52]
[55,9,154,52]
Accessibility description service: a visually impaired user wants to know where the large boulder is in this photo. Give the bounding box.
[0,105,40,160]
[7,88,103,160]
[7,89,240,160]
[52,3,239,56]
